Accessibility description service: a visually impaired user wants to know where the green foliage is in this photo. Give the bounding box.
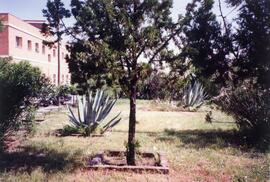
[181,81,208,111]
[138,71,171,100]
[61,125,80,136]
[175,0,230,94]
[42,0,70,42]
[36,80,56,101]
[175,0,270,91]
[67,89,121,136]
[37,83,77,106]
[56,85,76,97]
[0,58,45,143]
[23,106,38,136]
[124,139,141,154]
[215,86,270,150]
[231,0,270,89]
[66,0,184,164]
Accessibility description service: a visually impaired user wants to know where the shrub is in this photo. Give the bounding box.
[0,58,45,145]
[215,86,270,150]
[61,125,80,136]
[66,89,121,136]
[23,106,38,136]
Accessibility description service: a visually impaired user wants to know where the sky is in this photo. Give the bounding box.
[0,0,237,41]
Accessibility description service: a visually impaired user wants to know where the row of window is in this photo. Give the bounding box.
[52,74,70,85]
[15,36,67,62]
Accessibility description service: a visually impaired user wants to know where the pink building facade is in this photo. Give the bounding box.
[0,13,70,85]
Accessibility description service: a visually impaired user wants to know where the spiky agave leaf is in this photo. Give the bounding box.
[182,81,208,110]
[67,89,121,136]
[67,105,81,127]
[101,112,122,134]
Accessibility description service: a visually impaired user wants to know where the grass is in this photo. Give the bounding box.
[0,99,269,182]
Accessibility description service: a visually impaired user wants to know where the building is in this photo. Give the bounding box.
[0,13,70,85]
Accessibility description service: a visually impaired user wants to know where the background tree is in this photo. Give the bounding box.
[227,0,270,89]
[42,0,71,87]
[67,0,192,165]
[177,0,270,91]
[175,0,231,95]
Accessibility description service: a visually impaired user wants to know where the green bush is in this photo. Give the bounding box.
[23,106,38,136]
[61,125,80,136]
[215,86,270,150]
[0,58,45,145]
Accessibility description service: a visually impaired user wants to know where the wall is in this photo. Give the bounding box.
[0,13,70,85]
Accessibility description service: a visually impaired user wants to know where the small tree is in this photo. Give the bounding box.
[66,0,195,165]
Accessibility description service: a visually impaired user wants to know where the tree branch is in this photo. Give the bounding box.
[218,0,239,60]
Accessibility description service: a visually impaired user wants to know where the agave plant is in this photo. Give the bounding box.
[182,81,208,111]
[67,89,121,136]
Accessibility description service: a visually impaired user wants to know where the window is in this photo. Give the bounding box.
[53,49,56,57]
[15,36,22,48]
[62,74,64,83]
[27,40,32,50]
[48,54,51,62]
[53,74,56,84]
[35,43,39,53]
[42,45,45,54]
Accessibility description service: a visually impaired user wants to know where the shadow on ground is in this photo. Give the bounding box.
[0,145,81,173]
[156,129,245,150]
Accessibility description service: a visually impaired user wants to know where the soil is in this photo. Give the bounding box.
[90,151,159,167]
[3,130,26,152]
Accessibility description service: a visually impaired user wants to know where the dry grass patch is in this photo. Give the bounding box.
[0,99,269,181]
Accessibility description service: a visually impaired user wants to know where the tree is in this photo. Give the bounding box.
[227,0,270,89]
[176,0,231,95]
[67,41,116,93]
[42,0,71,87]
[67,0,191,165]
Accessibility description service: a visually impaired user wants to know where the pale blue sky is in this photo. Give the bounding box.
[0,0,237,34]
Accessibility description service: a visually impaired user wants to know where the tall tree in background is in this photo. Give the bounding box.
[68,0,190,165]
[226,0,270,89]
[175,0,270,92]
[42,0,71,87]
[176,0,231,94]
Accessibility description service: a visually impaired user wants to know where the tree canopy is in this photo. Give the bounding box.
[67,0,187,165]
[42,0,71,43]
[231,0,270,89]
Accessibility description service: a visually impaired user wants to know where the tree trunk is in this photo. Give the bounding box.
[127,83,137,165]
[57,41,61,105]
[57,41,61,86]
